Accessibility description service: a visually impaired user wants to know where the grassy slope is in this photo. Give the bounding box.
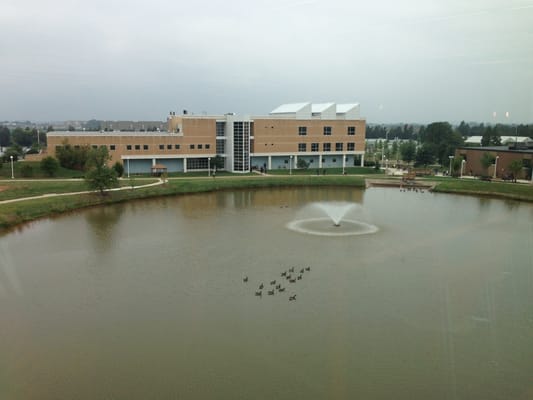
[0,179,158,201]
[432,179,533,202]
[0,176,365,231]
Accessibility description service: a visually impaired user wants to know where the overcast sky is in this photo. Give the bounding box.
[1,0,532,123]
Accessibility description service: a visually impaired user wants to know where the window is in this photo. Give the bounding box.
[332,158,337,163]
[143,145,149,150]
[159,144,164,150]
[135,145,140,150]
[216,139,225,154]
[347,142,355,151]
[216,121,225,137]
[127,145,132,150]
[298,143,307,152]
[323,126,332,136]
[205,144,210,149]
[323,143,331,151]
[175,144,180,150]
[336,143,343,151]
[311,143,319,152]
[110,145,116,151]
[298,126,307,136]
[198,144,203,149]
[347,126,356,135]
[190,144,195,149]
[167,144,172,150]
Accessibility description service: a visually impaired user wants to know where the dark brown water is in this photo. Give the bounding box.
[1,187,532,399]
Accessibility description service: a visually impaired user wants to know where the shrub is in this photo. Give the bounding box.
[21,164,34,177]
[40,156,60,177]
[112,161,124,177]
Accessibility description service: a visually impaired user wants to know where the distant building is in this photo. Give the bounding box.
[464,136,533,147]
[455,145,533,180]
[46,102,366,174]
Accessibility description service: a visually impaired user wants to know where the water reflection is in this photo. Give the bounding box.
[0,187,532,400]
[84,204,125,251]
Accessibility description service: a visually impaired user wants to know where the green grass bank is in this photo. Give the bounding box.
[432,178,533,202]
[0,175,365,231]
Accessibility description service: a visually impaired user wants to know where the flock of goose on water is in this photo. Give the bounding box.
[243,266,311,301]
[399,186,425,193]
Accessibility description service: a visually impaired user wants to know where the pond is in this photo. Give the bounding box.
[1,187,532,399]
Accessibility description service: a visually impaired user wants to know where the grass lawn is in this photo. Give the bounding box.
[433,178,533,201]
[0,161,85,179]
[0,178,158,201]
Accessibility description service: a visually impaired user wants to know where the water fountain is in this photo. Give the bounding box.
[286,201,379,237]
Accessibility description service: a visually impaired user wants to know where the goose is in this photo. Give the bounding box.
[289,278,296,283]
[289,295,296,301]
[279,287,286,292]
[297,275,302,280]
[259,283,264,290]
[243,276,248,283]
[289,267,295,273]
[270,280,276,285]
[268,289,275,295]
[305,266,311,272]
[255,291,262,297]
[281,271,287,277]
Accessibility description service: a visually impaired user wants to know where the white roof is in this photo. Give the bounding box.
[270,102,311,114]
[336,103,359,113]
[465,136,482,143]
[312,103,335,113]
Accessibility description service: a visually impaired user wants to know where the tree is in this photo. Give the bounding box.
[297,158,309,169]
[414,145,434,167]
[421,122,463,165]
[400,140,416,164]
[12,127,33,147]
[451,156,463,177]
[481,126,501,146]
[55,140,90,170]
[112,161,124,177]
[85,146,118,195]
[211,155,225,170]
[40,156,60,177]
[480,153,495,176]
[0,126,11,147]
[2,145,22,162]
[508,160,523,182]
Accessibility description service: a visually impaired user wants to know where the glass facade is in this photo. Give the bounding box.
[233,121,251,172]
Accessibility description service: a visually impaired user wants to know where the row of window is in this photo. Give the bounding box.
[284,157,348,164]
[122,144,210,151]
[298,143,356,152]
[298,126,356,136]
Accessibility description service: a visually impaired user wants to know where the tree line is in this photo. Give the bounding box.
[367,121,532,168]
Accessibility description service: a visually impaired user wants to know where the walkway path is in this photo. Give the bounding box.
[0,178,165,205]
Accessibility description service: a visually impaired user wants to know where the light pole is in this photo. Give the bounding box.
[127,158,130,178]
[460,159,466,178]
[493,155,499,179]
[10,155,14,179]
[342,156,346,175]
[448,155,454,176]
[208,157,211,176]
[385,158,389,175]
[289,155,293,175]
